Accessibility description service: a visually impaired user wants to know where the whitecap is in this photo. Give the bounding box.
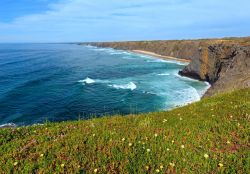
[157,73,170,76]
[0,123,16,128]
[78,77,95,84]
[109,82,137,91]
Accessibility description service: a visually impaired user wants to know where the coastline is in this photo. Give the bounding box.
[130,50,191,63]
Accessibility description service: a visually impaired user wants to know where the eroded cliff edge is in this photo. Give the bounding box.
[82,37,250,97]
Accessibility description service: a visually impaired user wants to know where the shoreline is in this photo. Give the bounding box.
[131,50,191,63]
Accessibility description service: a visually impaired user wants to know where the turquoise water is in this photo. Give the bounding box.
[0,44,209,126]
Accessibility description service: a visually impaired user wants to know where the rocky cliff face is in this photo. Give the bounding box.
[83,37,250,97]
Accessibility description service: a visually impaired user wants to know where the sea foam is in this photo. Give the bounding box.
[78,77,95,84]
[109,82,137,91]
[0,123,16,128]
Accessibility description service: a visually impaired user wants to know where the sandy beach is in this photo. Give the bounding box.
[131,50,191,63]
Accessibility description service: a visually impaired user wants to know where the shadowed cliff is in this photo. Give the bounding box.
[81,37,250,97]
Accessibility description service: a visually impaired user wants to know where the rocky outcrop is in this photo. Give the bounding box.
[83,37,250,97]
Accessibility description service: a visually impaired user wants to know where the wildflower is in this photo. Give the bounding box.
[40,154,44,157]
[13,162,18,166]
[171,140,175,143]
[230,115,233,118]
[156,169,160,173]
[180,117,183,121]
[226,140,231,144]
[94,168,98,173]
[204,154,209,159]
[78,165,81,168]
[33,130,36,133]
[218,163,223,168]
[145,166,150,170]
[92,134,96,137]
[61,164,65,168]
[154,133,158,137]
[122,138,126,141]
[169,162,175,167]
[237,123,240,127]
[146,149,151,152]
[167,148,170,151]
[163,119,168,123]
[129,143,133,147]
[160,165,164,169]
[181,145,185,149]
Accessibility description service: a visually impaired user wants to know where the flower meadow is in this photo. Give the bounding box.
[0,88,249,173]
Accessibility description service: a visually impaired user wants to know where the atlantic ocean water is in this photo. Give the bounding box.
[0,44,209,126]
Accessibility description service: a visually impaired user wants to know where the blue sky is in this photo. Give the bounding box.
[0,0,250,42]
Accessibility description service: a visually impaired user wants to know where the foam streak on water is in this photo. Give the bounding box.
[0,44,209,126]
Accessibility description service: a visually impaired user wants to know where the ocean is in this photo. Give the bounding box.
[0,44,209,126]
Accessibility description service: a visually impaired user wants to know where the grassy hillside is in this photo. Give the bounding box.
[0,88,249,173]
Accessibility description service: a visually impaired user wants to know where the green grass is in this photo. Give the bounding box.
[0,88,249,174]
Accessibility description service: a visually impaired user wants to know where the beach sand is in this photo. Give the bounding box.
[131,50,191,63]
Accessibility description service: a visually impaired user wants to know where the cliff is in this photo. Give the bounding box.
[82,37,250,97]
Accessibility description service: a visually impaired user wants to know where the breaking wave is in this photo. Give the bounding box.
[108,82,137,91]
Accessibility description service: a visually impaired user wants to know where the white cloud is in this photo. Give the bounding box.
[0,0,249,42]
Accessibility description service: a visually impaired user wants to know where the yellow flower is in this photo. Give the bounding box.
[180,117,183,121]
[146,149,151,152]
[226,140,231,144]
[154,133,158,137]
[122,138,125,141]
[163,119,168,123]
[160,165,164,169]
[204,154,209,159]
[156,169,160,173]
[92,134,96,137]
[218,163,223,168]
[40,154,44,157]
[129,143,133,147]
[145,166,150,171]
[171,140,175,143]
[169,162,175,167]
[166,148,170,151]
[13,162,18,166]
[61,164,65,168]
[94,168,98,173]
[181,145,185,149]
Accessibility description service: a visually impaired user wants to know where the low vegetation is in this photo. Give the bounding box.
[0,88,249,173]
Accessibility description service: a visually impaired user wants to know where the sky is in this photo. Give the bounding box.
[0,0,250,42]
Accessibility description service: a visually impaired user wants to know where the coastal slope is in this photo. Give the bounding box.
[0,88,249,173]
[83,37,250,97]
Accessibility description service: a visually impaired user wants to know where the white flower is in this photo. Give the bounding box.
[163,119,168,123]
[122,138,125,141]
[181,145,185,149]
[146,149,151,152]
[156,169,160,173]
[169,162,175,167]
[204,154,209,159]
[94,168,98,173]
